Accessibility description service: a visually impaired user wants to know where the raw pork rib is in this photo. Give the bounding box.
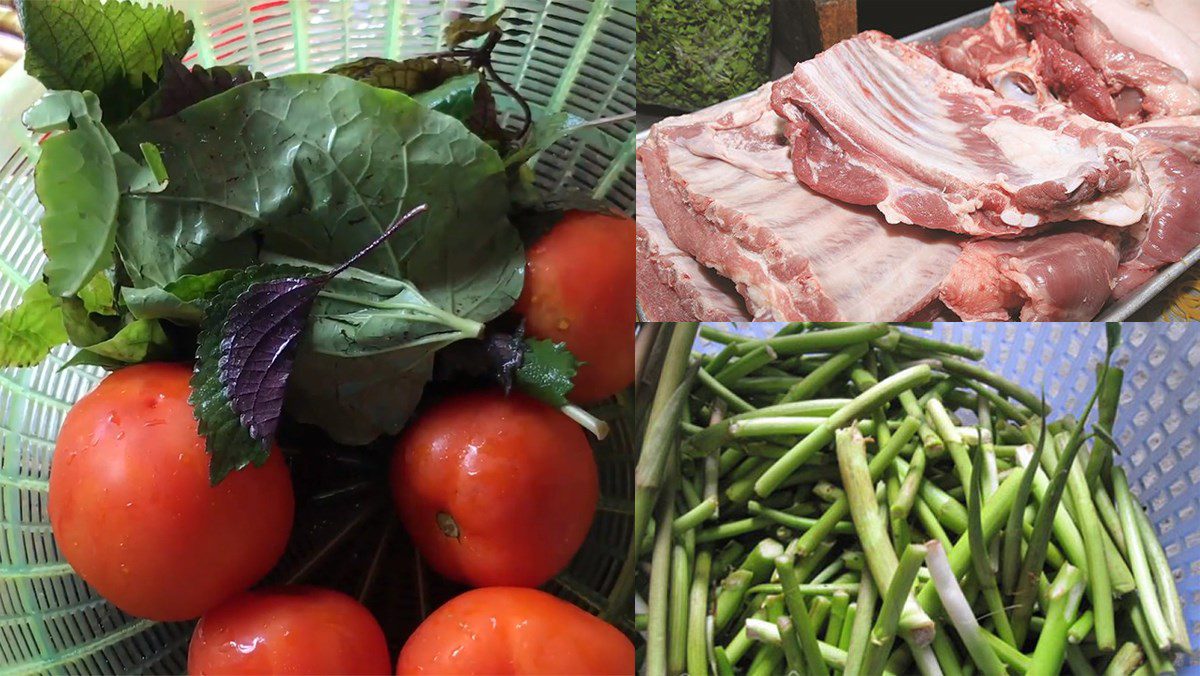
[937,5,1050,105]
[638,86,962,321]
[1081,0,1200,86]
[771,31,1148,236]
[636,165,752,321]
[1112,121,1200,298]
[1016,0,1200,125]
[940,224,1121,320]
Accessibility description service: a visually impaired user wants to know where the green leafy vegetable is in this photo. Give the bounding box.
[0,271,123,368]
[122,270,237,324]
[60,297,113,348]
[286,346,435,446]
[327,56,471,93]
[18,0,194,121]
[113,73,521,323]
[515,338,579,406]
[25,91,166,298]
[77,272,118,316]
[327,58,505,145]
[134,56,262,121]
[444,10,504,47]
[188,204,486,477]
[0,281,68,367]
[62,318,170,369]
[637,0,771,111]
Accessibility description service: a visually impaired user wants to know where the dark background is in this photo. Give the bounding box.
[857,1,999,37]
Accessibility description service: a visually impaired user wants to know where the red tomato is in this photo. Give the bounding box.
[188,585,391,675]
[48,363,294,621]
[515,209,634,403]
[390,390,598,588]
[396,587,634,675]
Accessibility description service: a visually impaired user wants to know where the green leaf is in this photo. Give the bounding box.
[444,10,504,47]
[78,273,117,316]
[113,74,522,323]
[327,58,506,145]
[62,318,170,369]
[515,338,579,407]
[284,268,485,444]
[504,111,585,167]
[60,298,112,348]
[0,281,69,367]
[25,91,166,298]
[122,270,237,324]
[18,0,194,122]
[413,73,484,123]
[308,274,483,357]
[1105,323,1121,359]
[287,346,435,446]
[327,56,471,93]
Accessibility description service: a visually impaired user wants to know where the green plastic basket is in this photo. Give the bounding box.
[0,1,634,673]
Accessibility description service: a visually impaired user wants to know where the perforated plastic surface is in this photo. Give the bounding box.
[696,322,1200,657]
[0,1,633,673]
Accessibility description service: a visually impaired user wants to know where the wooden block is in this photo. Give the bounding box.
[773,0,857,63]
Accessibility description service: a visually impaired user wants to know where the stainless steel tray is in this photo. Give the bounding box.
[636,2,1193,322]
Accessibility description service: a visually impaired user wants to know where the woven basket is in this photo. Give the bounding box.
[694,322,1200,661]
[0,1,634,673]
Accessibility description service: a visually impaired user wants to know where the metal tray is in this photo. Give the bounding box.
[636,2,1194,322]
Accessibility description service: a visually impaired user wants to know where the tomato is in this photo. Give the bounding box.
[515,209,634,403]
[390,389,598,588]
[48,363,294,621]
[396,587,634,675]
[188,585,391,675]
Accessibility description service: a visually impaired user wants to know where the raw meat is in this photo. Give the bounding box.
[1129,116,1200,162]
[940,224,1121,320]
[770,30,1148,236]
[937,5,1049,105]
[1112,122,1200,298]
[1016,0,1200,125]
[1081,0,1200,86]
[638,87,963,321]
[636,165,752,321]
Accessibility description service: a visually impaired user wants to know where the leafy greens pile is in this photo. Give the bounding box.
[0,0,596,483]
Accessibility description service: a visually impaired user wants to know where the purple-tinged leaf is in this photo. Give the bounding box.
[219,275,323,442]
[190,204,428,484]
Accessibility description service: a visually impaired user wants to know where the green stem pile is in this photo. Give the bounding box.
[634,322,1191,676]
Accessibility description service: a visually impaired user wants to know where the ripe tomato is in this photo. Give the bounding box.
[188,585,391,675]
[515,209,634,403]
[48,363,294,621]
[396,587,634,675]
[390,389,598,588]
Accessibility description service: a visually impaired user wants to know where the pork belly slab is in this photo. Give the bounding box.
[1112,121,1200,298]
[771,30,1148,237]
[1016,0,1200,125]
[940,224,1121,321]
[636,166,752,321]
[638,87,962,321]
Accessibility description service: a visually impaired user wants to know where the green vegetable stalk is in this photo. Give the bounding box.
[634,323,1188,676]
